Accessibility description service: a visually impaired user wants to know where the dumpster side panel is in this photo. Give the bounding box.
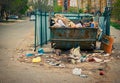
[50,28,98,50]
[51,28,97,39]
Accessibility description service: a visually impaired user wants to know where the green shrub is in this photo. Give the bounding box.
[69,7,78,13]
[110,21,120,30]
[79,9,83,13]
[54,5,62,12]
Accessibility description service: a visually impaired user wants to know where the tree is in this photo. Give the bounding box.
[0,0,28,20]
[79,9,83,13]
[69,7,78,13]
[111,0,120,21]
[86,4,91,13]
[54,5,62,12]
[34,0,53,12]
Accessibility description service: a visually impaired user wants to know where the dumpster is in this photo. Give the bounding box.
[50,27,98,50]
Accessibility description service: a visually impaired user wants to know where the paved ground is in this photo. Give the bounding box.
[0,19,120,83]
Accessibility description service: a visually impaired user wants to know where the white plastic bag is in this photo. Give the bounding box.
[72,68,82,76]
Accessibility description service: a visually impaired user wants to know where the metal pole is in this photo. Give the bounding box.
[106,13,110,36]
[40,12,43,47]
[34,10,39,51]
[106,0,111,36]
[45,12,47,44]
[34,11,37,51]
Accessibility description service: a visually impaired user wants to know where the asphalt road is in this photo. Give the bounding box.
[0,20,39,83]
[0,20,34,49]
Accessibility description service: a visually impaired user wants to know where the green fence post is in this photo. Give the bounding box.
[45,12,47,44]
[103,7,111,36]
[34,10,39,51]
[40,12,43,47]
[34,11,37,51]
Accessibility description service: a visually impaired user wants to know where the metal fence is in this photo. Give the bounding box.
[34,11,50,51]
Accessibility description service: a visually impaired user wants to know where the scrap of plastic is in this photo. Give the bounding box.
[26,53,34,57]
[80,74,88,78]
[38,48,44,55]
[72,68,82,76]
[32,57,41,63]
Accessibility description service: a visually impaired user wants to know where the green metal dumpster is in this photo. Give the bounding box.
[50,27,98,50]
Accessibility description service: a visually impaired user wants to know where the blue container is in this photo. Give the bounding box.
[38,48,44,55]
[90,23,94,28]
[26,53,34,57]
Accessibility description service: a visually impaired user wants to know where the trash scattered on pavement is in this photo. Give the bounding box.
[32,57,41,63]
[26,53,34,57]
[86,57,95,62]
[103,53,110,57]
[72,68,82,76]
[79,74,88,78]
[49,61,61,66]
[80,54,87,62]
[68,46,82,64]
[93,57,103,62]
[38,48,44,55]
[72,68,88,78]
[53,49,61,56]
[99,69,105,76]
[70,46,81,57]
[48,60,65,68]
[103,59,111,62]
[17,46,114,79]
[70,59,76,64]
[94,50,104,53]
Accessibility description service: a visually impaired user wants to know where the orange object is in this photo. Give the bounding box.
[101,35,114,54]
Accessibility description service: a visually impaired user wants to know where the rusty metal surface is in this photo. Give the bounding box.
[50,27,98,50]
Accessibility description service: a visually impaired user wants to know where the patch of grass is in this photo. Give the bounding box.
[0,20,16,23]
[110,21,120,30]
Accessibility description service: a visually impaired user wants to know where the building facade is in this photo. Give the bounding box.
[28,0,113,13]
[57,0,112,13]
[78,0,107,13]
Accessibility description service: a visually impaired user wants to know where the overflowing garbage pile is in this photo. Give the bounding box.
[18,47,113,73]
[50,14,98,28]
[18,46,113,65]
[17,46,114,78]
